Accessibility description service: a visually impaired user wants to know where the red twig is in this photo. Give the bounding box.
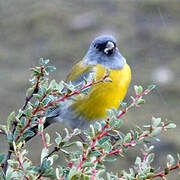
[76,87,153,171]
[32,94,47,115]
[149,163,180,179]
[132,163,180,180]
[107,134,148,156]
[16,74,109,144]
[39,116,48,148]
[76,155,86,171]
[44,74,109,109]
[91,169,98,180]
[16,152,30,180]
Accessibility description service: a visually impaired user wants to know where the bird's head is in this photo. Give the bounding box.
[84,35,126,69]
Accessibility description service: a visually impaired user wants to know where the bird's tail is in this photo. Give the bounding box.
[24,120,51,142]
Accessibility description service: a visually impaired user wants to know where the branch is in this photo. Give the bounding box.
[39,116,48,148]
[2,121,16,174]
[43,74,109,110]
[21,75,40,111]
[2,69,42,175]
[150,163,180,179]
[75,87,158,171]
[15,74,109,144]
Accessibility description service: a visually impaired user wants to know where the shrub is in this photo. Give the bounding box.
[0,59,179,179]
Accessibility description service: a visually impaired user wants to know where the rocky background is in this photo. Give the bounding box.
[0,0,179,178]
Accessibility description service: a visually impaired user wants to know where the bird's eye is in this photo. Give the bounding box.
[94,41,116,55]
[104,41,115,55]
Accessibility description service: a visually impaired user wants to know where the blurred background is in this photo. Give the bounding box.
[0,0,179,179]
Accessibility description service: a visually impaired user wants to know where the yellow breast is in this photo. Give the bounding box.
[71,63,131,120]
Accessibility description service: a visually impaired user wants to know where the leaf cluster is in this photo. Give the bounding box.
[0,59,179,180]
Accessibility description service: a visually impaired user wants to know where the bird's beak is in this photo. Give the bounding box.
[104,41,115,55]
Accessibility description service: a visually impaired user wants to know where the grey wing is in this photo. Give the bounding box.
[46,107,61,121]
[46,66,95,126]
[71,70,95,85]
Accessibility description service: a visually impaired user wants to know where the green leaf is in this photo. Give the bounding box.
[26,87,34,97]
[0,154,6,163]
[55,132,62,145]
[136,97,145,105]
[100,141,112,153]
[38,124,44,132]
[45,133,50,145]
[39,58,45,65]
[152,117,161,127]
[89,124,95,137]
[42,97,51,106]
[146,153,154,164]
[40,158,51,173]
[39,58,50,66]
[48,79,57,90]
[167,154,175,168]
[106,109,113,118]
[146,172,154,178]
[14,127,21,139]
[20,117,27,128]
[135,156,141,166]
[23,130,35,139]
[41,148,49,164]
[98,136,109,145]
[119,101,127,108]
[136,174,146,179]
[7,159,19,169]
[63,142,76,148]
[148,145,154,153]
[165,123,176,129]
[81,87,91,94]
[26,108,33,117]
[90,150,102,157]
[81,162,94,168]
[73,128,81,135]
[0,125,8,135]
[134,131,139,140]
[7,132,14,143]
[104,78,112,82]
[151,127,162,136]
[94,122,101,133]
[64,128,69,138]
[137,137,145,144]
[40,86,47,95]
[105,158,117,162]
[105,68,110,76]
[33,93,42,99]
[16,137,25,144]
[51,154,59,162]
[55,137,62,145]
[0,171,5,180]
[113,118,122,129]
[76,141,83,150]
[45,66,56,73]
[58,81,65,92]
[134,85,143,94]
[124,133,132,143]
[148,84,156,91]
[56,168,60,179]
[7,112,16,130]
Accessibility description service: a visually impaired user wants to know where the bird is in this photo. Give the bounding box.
[26,35,131,141]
